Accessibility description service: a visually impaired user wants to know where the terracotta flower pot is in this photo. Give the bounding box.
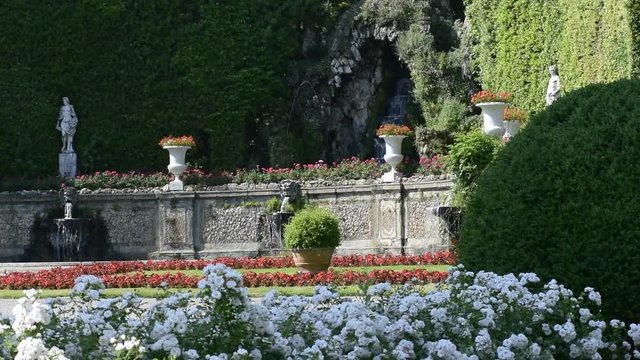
[291,248,335,273]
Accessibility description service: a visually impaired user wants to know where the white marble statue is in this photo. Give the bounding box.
[56,97,78,153]
[546,65,560,106]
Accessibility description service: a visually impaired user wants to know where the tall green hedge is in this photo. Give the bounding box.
[630,0,640,76]
[465,0,634,112]
[0,0,334,177]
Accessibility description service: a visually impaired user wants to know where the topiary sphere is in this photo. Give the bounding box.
[284,207,341,249]
[458,79,640,322]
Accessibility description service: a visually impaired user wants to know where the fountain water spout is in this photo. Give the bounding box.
[50,188,89,261]
[64,200,73,219]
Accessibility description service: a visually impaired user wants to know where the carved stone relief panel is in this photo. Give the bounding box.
[406,202,429,238]
[202,206,263,246]
[379,200,397,239]
[102,206,155,247]
[323,201,372,240]
[159,206,192,251]
[0,208,33,247]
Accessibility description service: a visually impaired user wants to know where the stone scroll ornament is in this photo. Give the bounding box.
[546,65,561,106]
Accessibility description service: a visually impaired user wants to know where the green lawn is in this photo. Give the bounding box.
[0,283,438,299]
[140,264,451,276]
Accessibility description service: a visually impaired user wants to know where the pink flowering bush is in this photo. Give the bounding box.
[71,157,427,189]
[74,171,170,190]
[417,155,446,176]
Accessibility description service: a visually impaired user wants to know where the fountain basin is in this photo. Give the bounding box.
[51,218,90,262]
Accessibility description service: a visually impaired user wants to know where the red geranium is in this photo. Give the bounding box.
[158,135,196,147]
[471,89,512,104]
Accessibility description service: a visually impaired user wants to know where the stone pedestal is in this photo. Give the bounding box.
[59,153,77,178]
[169,179,184,191]
[382,170,403,183]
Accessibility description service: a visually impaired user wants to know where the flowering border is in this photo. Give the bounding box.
[1,268,449,290]
[0,252,455,290]
[4,264,640,359]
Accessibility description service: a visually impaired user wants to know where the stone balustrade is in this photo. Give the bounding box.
[0,180,455,261]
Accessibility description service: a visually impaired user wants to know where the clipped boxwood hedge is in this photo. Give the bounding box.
[284,207,341,249]
[458,79,640,322]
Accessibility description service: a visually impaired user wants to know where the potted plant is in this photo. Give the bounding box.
[284,207,341,273]
[503,106,527,139]
[159,135,196,191]
[376,124,412,182]
[471,89,512,138]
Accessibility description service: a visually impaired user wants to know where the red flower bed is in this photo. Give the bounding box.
[0,268,449,290]
[0,251,456,290]
[241,269,448,288]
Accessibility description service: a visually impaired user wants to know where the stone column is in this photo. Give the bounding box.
[375,183,404,255]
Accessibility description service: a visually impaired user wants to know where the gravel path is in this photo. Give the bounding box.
[0,299,16,318]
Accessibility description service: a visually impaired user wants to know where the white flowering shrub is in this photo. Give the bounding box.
[3,264,640,359]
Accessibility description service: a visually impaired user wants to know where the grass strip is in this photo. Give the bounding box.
[139,264,451,276]
[0,283,438,299]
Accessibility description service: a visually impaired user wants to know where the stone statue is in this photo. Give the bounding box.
[546,65,561,106]
[279,180,301,213]
[56,97,78,153]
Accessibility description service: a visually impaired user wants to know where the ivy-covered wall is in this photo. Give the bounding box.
[630,0,640,76]
[465,0,634,112]
[0,0,340,177]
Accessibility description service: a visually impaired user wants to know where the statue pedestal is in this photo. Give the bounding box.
[59,153,77,178]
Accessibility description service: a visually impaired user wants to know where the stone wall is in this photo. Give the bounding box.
[0,180,454,261]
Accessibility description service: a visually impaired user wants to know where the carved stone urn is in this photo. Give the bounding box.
[476,102,507,137]
[502,120,521,139]
[380,135,406,182]
[163,146,190,191]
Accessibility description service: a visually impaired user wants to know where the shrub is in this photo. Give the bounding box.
[265,197,281,213]
[416,155,446,176]
[446,130,502,206]
[430,96,469,132]
[284,207,340,249]
[458,79,640,322]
